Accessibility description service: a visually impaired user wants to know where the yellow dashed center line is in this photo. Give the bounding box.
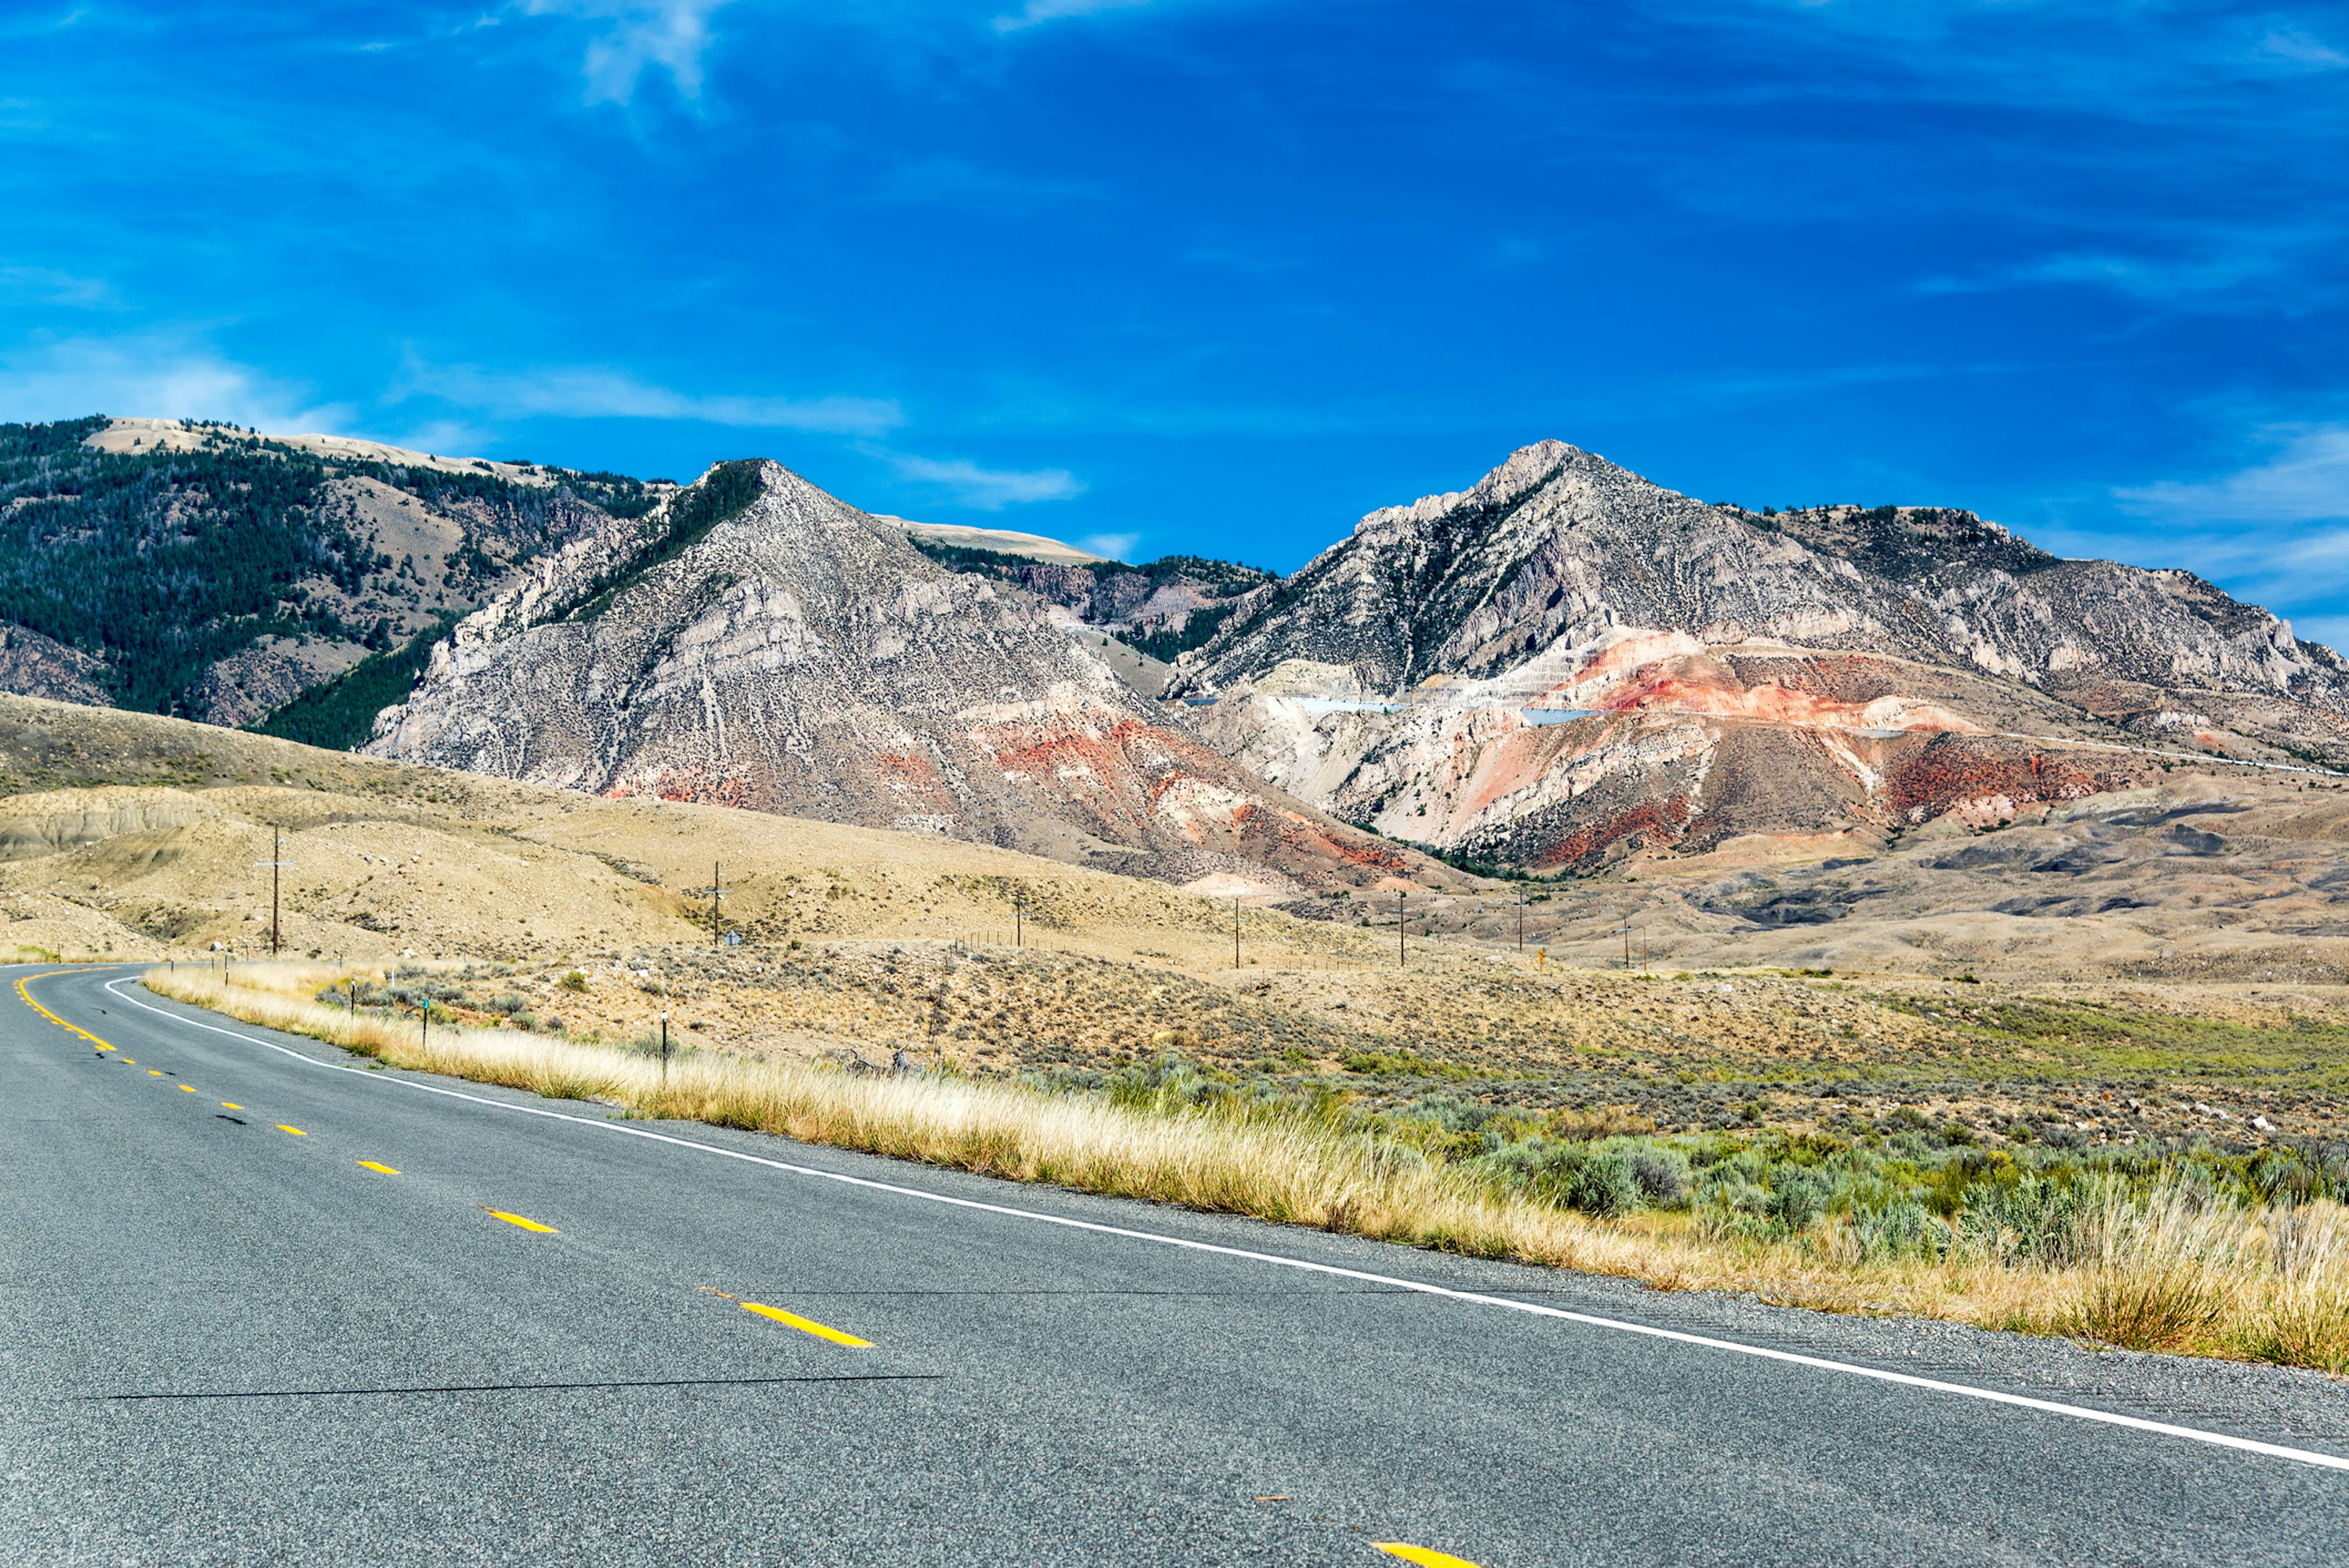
[13,970,114,1051]
[738,1301,874,1347]
[1374,1546,1484,1568]
[28,971,880,1367]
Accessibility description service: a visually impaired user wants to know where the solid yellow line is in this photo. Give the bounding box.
[14,969,114,1050]
[1373,1547,1484,1568]
[483,1208,557,1233]
[357,1161,400,1175]
[275,1124,306,1136]
[738,1301,872,1347]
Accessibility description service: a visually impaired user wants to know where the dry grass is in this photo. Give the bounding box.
[145,963,2349,1373]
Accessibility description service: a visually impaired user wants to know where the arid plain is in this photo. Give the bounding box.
[7,691,2345,1156]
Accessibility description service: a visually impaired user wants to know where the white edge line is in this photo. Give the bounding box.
[91,971,2349,1475]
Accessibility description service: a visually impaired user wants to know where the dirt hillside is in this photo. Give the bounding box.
[7,691,2347,1152]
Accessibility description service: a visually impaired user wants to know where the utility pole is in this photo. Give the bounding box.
[1014,898,1024,949]
[1517,885,1525,953]
[660,1010,670,1081]
[251,830,291,957]
[711,860,722,945]
[1233,897,1240,970]
[1397,890,1406,966]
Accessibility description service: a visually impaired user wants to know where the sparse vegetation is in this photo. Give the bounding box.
[1123,601,1239,663]
[907,539,1272,662]
[149,961,2349,1372]
[565,459,765,621]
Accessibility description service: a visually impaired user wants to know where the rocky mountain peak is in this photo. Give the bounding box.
[370,457,1454,894]
[1172,438,2349,869]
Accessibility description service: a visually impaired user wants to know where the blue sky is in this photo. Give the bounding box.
[4,1,2347,641]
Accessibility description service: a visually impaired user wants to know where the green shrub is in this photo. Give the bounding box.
[1768,1166,1833,1231]
[1959,1174,2099,1265]
[1628,1145,1691,1207]
[1480,1139,1638,1216]
[1570,1149,1644,1217]
[1850,1197,1953,1261]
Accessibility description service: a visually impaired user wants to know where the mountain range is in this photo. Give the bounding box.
[0,415,2328,886]
[364,456,1445,895]
[1167,440,2343,868]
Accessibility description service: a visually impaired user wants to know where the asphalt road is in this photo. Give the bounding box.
[4,963,2346,1567]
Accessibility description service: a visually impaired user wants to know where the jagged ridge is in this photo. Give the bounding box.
[1172,440,2347,867]
[369,459,1459,895]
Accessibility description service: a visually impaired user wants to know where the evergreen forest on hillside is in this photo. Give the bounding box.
[0,417,369,712]
[908,539,1274,660]
[247,614,458,752]
[0,416,651,721]
[563,458,765,621]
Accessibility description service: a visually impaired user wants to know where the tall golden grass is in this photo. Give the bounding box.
[143,963,2349,1371]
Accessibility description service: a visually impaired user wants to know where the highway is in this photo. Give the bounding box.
[4,963,2345,1566]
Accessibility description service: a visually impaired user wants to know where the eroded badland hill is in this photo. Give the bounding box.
[6,692,2346,1156]
[1173,440,2349,869]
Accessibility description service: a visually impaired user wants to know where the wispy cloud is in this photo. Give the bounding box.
[523,0,736,103]
[0,336,349,432]
[2117,424,2349,525]
[2102,424,2349,649]
[391,418,498,458]
[1077,530,1139,559]
[992,0,1157,35]
[878,448,1084,509]
[1683,0,2349,116]
[0,265,112,308]
[1915,240,2331,309]
[398,360,904,436]
[2257,26,2349,70]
